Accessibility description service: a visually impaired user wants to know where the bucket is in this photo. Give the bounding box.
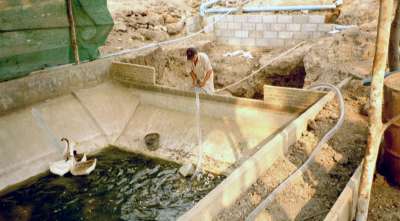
[144,133,160,151]
[381,73,400,185]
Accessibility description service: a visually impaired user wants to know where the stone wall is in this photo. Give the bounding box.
[207,14,333,48]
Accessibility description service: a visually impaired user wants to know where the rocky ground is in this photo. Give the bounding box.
[103,0,399,220]
[101,0,200,54]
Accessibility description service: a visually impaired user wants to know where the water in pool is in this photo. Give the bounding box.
[0,148,224,221]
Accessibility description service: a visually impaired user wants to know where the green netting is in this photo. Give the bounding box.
[0,0,114,82]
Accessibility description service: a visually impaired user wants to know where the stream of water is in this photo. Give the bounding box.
[0,148,224,221]
[192,88,204,179]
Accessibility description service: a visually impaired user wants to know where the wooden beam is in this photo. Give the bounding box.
[356,0,394,220]
[66,0,80,64]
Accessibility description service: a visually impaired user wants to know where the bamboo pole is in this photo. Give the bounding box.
[66,0,80,64]
[356,0,394,220]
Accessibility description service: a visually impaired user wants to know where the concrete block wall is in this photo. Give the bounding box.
[208,14,333,48]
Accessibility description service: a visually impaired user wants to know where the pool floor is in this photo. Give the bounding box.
[0,148,224,221]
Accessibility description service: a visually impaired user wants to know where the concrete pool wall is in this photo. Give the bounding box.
[0,46,333,220]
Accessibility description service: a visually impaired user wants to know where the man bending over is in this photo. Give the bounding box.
[186,47,215,94]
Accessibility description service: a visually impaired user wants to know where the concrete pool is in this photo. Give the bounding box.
[0,46,330,220]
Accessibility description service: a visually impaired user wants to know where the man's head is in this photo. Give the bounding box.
[186,47,198,61]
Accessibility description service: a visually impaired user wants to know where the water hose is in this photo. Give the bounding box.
[246,83,345,220]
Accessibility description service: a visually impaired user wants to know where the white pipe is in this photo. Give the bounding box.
[206,4,336,14]
[200,0,222,16]
[202,0,342,15]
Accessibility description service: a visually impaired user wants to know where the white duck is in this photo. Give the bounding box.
[70,157,97,176]
[49,138,87,176]
[65,138,96,176]
[49,138,73,176]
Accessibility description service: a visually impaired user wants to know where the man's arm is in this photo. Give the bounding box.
[190,70,198,87]
[200,69,213,87]
[200,53,213,88]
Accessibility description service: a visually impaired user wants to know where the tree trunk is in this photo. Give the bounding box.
[389,0,400,71]
[356,0,394,221]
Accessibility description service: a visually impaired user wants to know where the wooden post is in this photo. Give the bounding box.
[66,0,80,64]
[356,0,394,220]
[389,0,400,71]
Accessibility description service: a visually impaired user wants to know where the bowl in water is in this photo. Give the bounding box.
[144,133,160,151]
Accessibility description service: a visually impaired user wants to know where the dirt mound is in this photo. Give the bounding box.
[304,26,376,85]
[212,49,264,98]
[336,0,379,26]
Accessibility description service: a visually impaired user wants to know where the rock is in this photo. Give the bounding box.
[179,163,195,177]
[225,0,239,7]
[360,102,369,116]
[325,8,340,23]
[137,16,158,27]
[307,119,317,131]
[138,29,169,42]
[166,21,185,35]
[131,32,145,41]
[164,14,179,24]
[114,22,128,32]
[154,25,167,32]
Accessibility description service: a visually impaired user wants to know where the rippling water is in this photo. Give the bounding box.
[0,148,224,221]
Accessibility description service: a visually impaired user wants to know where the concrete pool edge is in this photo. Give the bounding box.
[323,163,362,221]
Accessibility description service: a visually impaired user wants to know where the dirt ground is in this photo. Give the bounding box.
[369,175,400,221]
